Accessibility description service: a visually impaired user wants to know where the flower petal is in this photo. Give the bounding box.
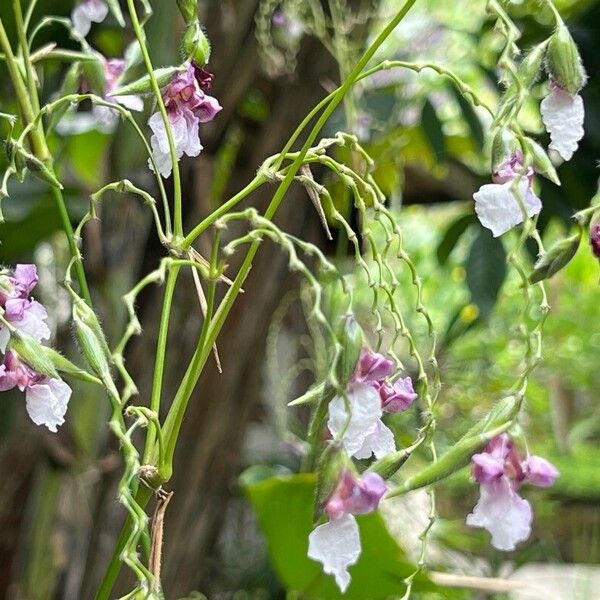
[0,325,10,354]
[328,383,382,458]
[308,514,361,593]
[474,180,541,237]
[25,378,72,432]
[354,418,396,459]
[72,0,108,36]
[522,455,559,487]
[13,300,51,344]
[466,477,532,551]
[541,88,584,162]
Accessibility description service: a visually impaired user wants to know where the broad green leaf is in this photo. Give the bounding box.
[436,213,477,265]
[466,229,506,317]
[421,99,447,165]
[244,473,439,599]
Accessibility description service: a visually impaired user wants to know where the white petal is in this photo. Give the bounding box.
[25,378,72,433]
[0,326,9,353]
[72,0,108,36]
[328,383,382,458]
[148,111,189,178]
[14,301,51,344]
[308,514,361,592]
[466,477,532,551]
[354,419,396,460]
[541,89,584,162]
[116,94,144,111]
[474,180,541,237]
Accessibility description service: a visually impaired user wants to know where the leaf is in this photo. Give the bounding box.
[244,474,439,599]
[451,85,484,152]
[466,229,507,317]
[436,213,477,265]
[421,99,447,165]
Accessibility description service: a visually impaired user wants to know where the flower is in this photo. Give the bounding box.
[540,84,584,162]
[0,351,71,432]
[590,221,600,259]
[466,434,559,551]
[72,0,108,36]
[148,62,222,178]
[308,471,386,592]
[57,56,143,135]
[473,152,542,237]
[0,264,50,353]
[328,348,416,459]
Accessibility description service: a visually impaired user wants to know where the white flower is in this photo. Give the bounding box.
[466,477,532,551]
[308,514,361,592]
[540,87,584,162]
[72,0,108,36]
[25,378,72,433]
[474,178,542,238]
[148,109,202,178]
[328,383,396,459]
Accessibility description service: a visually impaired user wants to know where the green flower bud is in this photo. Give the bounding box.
[524,138,560,186]
[41,346,102,385]
[546,24,587,94]
[491,130,518,174]
[72,297,112,379]
[336,314,363,384]
[110,65,186,97]
[9,333,59,380]
[24,153,63,189]
[530,232,581,283]
[176,0,198,25]
[518,41,549,89]
[182,21,211,66]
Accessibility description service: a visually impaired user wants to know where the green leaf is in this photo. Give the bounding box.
[451,85,484,151]
[244,474,438,599]
[421,99,447,165]
[466,229,506,317]
[436,213,476,265]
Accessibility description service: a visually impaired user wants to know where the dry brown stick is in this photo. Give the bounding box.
[149,489,174,593]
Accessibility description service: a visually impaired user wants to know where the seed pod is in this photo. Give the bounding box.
[530,232,581,283]
[546,24,587,94]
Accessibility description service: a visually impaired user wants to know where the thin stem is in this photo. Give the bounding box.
[143,265,180,463]
[125,0,182,237]
[161,0,419,471]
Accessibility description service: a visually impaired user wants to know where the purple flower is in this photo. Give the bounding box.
[353,348,394,383]
[0,351,71,432]
[590,222,600,259]
[325,469,387,520]
[380,377,417,413]
[72,0,108,37]
[467,434,559,551]
[541,83,584,162]
[309,470,386,592]
[0,264,50,353]
[474,152,542,237]
[148,62,222,178]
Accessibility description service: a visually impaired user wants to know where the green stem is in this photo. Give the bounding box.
[125,0,182,236]
[50,184,92,305]
[143,265,180,463]
[161,0,419,470]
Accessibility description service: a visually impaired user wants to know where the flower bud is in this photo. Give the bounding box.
[516,41,549,88]
[590,221,600,259]
[490,130,519,175]
[530,232,581,283]
[313,443,350,521]
[176,0,198,25]
[546,24,587,94]
[523,138,560,186]
[72,297,112,379]
[109,65,186,97]
[182,21,211,66]
[336,314,363,384]
[9,333,59,380]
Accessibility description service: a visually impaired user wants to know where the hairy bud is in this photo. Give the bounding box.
[530,232,581,283]
[182,21,211,66]
[336,314,363,384]
[546,24,587,94]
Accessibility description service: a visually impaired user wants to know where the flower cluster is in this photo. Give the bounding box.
[327,348,417,459]
[0,265,71,432]
[308,469,387,592]
[148,62,222,178]
[466,434,559,551]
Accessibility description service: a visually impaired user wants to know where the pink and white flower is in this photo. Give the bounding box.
[148,62,222,178]
[328,348,417,459]
[540,83,584,162]
[473,152,542,238]
[308,470,386,591]
[71,0,108,36]
[0,265,50,353]
[0,351,71,432]
[466,434,559,551]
